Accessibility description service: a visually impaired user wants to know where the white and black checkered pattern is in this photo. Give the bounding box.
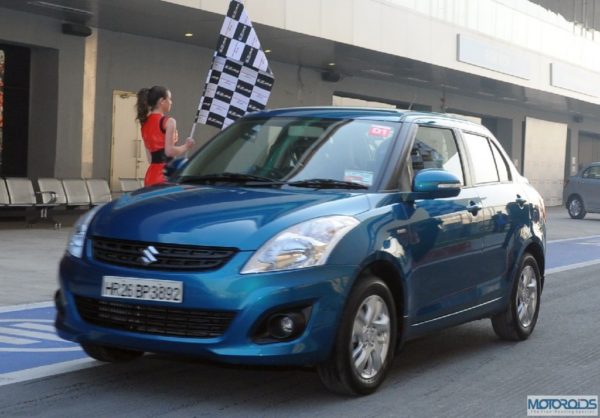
[196,0,274,130]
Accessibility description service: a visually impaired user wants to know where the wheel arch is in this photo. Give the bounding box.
[517,241,545,291]
[566,193,583,207]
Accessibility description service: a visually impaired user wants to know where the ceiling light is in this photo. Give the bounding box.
[184,32,193,37]
[441,84,460,90]
[28,1,93,16]
[264,49,271,53]
[361,69,394,77]
[405,76,428,83]
[328,62,336,66]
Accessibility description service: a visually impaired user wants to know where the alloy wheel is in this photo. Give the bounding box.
[569,198,582,217]
[516,265,538,328]
[350,295,391,380]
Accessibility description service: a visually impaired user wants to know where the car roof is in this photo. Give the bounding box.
[247,106,488,133]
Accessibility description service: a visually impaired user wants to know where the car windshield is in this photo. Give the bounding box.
[176,117,401,189]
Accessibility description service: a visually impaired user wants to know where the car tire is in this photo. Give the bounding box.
[317,275,397,396]
[567,196,587,219]
[81,343,144,362]
[491,253,541,341]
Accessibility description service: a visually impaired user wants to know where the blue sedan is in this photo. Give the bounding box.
[55,107,546,395]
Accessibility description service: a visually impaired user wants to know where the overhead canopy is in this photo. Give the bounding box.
[1,0,599,118]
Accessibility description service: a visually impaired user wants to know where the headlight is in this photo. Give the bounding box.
[241,215,359,274]
[66,204,104,258]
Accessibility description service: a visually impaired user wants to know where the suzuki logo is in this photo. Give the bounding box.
[139,246,159,265]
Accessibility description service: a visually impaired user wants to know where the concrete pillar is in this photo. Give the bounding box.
[568,126,579,175]
[511,117,523,172]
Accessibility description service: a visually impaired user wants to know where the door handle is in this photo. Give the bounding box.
[466,201,482,215]
[515,195,527,207]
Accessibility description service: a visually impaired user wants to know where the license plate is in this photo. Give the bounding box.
[101,276,183,303]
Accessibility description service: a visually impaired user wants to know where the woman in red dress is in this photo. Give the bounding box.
[136,86,195,186]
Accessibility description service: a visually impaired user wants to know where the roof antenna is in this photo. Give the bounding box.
[407,93,416,110]
[440,87,447,113]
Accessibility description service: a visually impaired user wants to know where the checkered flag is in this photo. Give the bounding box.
[195,0,274,130]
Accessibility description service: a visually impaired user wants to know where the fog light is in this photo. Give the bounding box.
[280,316,295,335]
[252,305,312,343]
[267,313,305,339]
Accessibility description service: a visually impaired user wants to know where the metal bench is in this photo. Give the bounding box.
[85,179,112,206]
[4,177,60,228]
[36,177,69,229]
[0,178,9,207]
[62,178,91,209]
[119,178,142,194]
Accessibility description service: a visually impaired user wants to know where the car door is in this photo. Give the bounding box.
[405,125,486,327]
[579,165,600,211]
[461,131,529,303]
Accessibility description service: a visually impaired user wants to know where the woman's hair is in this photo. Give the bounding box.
[136,85,169,123]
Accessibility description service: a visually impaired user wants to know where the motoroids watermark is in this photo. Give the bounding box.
[527,396,598,416]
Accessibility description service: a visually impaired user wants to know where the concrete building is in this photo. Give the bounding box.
[1,0,600,205]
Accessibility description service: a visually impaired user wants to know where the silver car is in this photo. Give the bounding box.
[563,162,600,219]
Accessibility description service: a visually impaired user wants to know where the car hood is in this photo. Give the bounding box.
[90,184,371,250]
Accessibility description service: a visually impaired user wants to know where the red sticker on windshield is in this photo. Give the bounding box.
[368,125,393,138]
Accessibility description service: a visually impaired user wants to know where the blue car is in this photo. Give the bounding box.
[55,107,546,395]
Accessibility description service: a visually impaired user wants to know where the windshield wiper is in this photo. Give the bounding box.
[287,178,368,190]
[179,174,368,190]
[178,172,284,186]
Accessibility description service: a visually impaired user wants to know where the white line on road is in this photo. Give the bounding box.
[0,326,63,342]
[0,335,37,345]
[11,322,56,332]
[0,358,99,387]
[0,346,82,352]
[546,259,600,275]
[0,301,53,313]
[547,234,600,244]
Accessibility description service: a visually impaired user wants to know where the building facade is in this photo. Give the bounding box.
[1,0,600,204]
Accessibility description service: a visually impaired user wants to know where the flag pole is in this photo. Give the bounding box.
[185,124,196,159]
[188,121,198,140]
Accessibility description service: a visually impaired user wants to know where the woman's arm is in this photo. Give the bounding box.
[164,118,194,157]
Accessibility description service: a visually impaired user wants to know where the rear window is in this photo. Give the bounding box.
[490,141,511,182]
[463,132,499,184]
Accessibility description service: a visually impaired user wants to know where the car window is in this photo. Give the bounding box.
[462,132,499,184]
[490,141,511,182]
[582,166,600,179]
[411,126,464,184]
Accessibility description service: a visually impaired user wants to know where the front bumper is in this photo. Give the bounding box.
[55,252,357,366]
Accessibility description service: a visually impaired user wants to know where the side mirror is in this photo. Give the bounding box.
[163,158,188,179]
[412,169,461,199]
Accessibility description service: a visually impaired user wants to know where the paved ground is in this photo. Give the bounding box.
[545,205,600,241]
[0,214,73,306]
[0,258,598,418]
[0,206,598,417]
[0,205,599,307]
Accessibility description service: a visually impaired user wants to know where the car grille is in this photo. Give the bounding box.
[75,296,236,338]
[91,236,237,271]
